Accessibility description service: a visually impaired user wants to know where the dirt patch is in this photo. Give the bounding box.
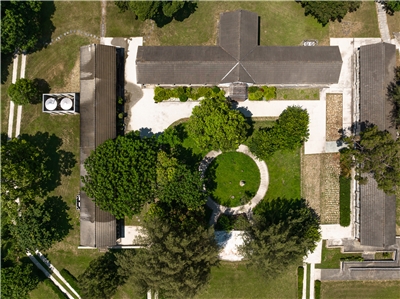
[59,56,80,93]
[301,153,341,224]
[142,20,158,46]
[326,93,343,141]
[330,21,363,37]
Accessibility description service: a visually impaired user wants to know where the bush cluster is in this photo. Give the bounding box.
[215,213,249,231]
[248,85,276,101]
[154,86,221,103]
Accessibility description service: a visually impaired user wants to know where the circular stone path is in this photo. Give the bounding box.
[199,144,269,226]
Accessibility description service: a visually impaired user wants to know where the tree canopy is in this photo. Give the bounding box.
[249,106,309,160]
[298,1,361,26]
[82,131,158,218]
[186,93,249,151]
[1,1,42,54]
[386,0,400,14]
[388,66,400,127]
[114,1,197,27]
[1,262,40,299]
[340,125,400,194]
[130,217,220,299]
[239,198,320,277]
[7,78,40,105]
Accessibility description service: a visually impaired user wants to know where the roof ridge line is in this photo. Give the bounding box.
[239,62,255,83]
[221,62,239,81]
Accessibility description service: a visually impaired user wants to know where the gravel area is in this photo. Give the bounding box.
[326,93,343,141]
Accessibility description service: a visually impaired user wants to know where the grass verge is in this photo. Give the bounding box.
[205,152,261,207]
[297,266,304,299]
[386,11,400,38]
[315,241,363,269]
[320,280,400,299]
[276,88,320,100]
[339,176,351,227]
[306,264,311,299]
[60,269,81,295]
[315,280,321,299]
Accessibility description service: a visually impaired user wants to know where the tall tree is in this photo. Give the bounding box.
[1,1,43,54]
[278,105,310,150]
[340,125,400,194]
[1,263,40,299]
[240,198,320,277]
[131,218,220,299]
[82,131,158,218]
[78,252,127,299]
[186,92,249,151]
[299,1,361,26]
[7,78,40,105]
[388,66,400,127]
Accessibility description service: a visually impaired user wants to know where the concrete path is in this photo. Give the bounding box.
[302,263,307,299]
[375,2,391,42]
[26,250,76,299]
[200,144,269,226]
[7,55,19,138]
[15,54,26,137]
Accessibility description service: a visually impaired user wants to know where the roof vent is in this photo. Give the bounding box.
[60,97,73,110]
[45,98,57,111]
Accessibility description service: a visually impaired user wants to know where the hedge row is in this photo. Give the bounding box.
[297,266,304,299]
[339,176,351,227]
[154,86,221,102]
[248,85,276,101]
[314,280,321,299]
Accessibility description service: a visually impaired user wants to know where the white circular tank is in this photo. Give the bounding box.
[60,97,73,110]
[45,98,57,111]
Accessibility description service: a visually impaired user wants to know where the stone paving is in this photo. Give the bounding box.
[320,154,341,224]
[325,94,343,141]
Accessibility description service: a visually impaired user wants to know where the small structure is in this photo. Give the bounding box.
[229,82,248,102]
[42,93,79,114]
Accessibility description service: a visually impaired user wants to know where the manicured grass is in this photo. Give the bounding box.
[386,11,400,38]
[205,152,261,207]
[25,35,92,91]
[194,262,298,299]
[276,88,320,100]
[315,280,321,299]
[297,266,304,299]
[60,269,81,295]
[315,241,363,269]
[339,176,351,227]
[264,149,301,201]
[329,1,380,38]
[306,264,311,299]
[107,1,329,46]
[375,252,394,260]
[30,279,66,299]
[320,281,400,299]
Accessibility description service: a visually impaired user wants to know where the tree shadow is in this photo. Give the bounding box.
[204,158,218,193]
[19,132,77,195]
[42,196,73,243]
[153,1,197,27]
[36,1,56,52]
[386,67,400,128]
[1,52,13,84]
[31,78,51,104]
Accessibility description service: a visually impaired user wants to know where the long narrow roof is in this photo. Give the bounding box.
[136,10,342,85]
[359,42,397,248]
[80,44,117,248]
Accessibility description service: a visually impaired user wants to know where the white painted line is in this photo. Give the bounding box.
[7,101,15,139]
[15,105,22,137]
[20,54,26,78]
[302,263,307,299]
[309,263,315,299]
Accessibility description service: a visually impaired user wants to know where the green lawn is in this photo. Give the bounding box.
[193,262,298,299]
[339,176,351,227]
[205,152,261,207]
[306,264,311,299]
[276,88,320,100]
[315,241,363,269]
[321,281,400,299]
[107,1,329,46]
[263,149,301,200]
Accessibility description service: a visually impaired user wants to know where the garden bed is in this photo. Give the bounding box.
[276,88,320,100]
[339,176,351,227]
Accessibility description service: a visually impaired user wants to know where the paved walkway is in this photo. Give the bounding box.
[200,144,269,226]
[376,1,391,42]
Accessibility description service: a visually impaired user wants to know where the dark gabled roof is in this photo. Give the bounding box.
[80,44,117,248]
[358,42,397,248]
[136,10,343,85]
[359,174,396,247]
[219,10,258,60]
[359,42,397,139]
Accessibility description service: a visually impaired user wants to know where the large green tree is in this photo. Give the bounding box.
[388,66,400,126]
[1,1,43,54]
[131,217,220,299]
[1,263,40,299]
[82,131,158,218]
[299,1,361,26]
[186,93,249,151]
[240,198,320,277]
[7,78,40,105]
[340,125,400,194]
[78,252,128,299]
[386,0,400,14]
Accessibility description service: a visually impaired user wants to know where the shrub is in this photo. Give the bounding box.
[297,266,304,299]
[248,86,258,93]
[7,78,40,105]
[216,214,233,231]
[117,97,124,105]
[154,87,167,103]
[314,280,321,299]
[212,86,221,94]
[248,90,264,101]
[263,86,276,100]
[179,94,188,102]
[339,176,351,227]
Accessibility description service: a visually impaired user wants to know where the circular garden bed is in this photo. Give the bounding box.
[205,152,260,207]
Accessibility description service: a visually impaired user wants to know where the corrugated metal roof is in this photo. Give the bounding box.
[80,44,117,248]
[359,42,397,248]
[135,10,343,85]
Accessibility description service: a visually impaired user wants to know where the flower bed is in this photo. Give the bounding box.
[248,85,276,101]
[154,86,222,102]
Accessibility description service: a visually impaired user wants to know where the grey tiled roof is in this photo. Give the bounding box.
[359,42,397,248]
[80,44,117,248]
[136,10,342,85]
